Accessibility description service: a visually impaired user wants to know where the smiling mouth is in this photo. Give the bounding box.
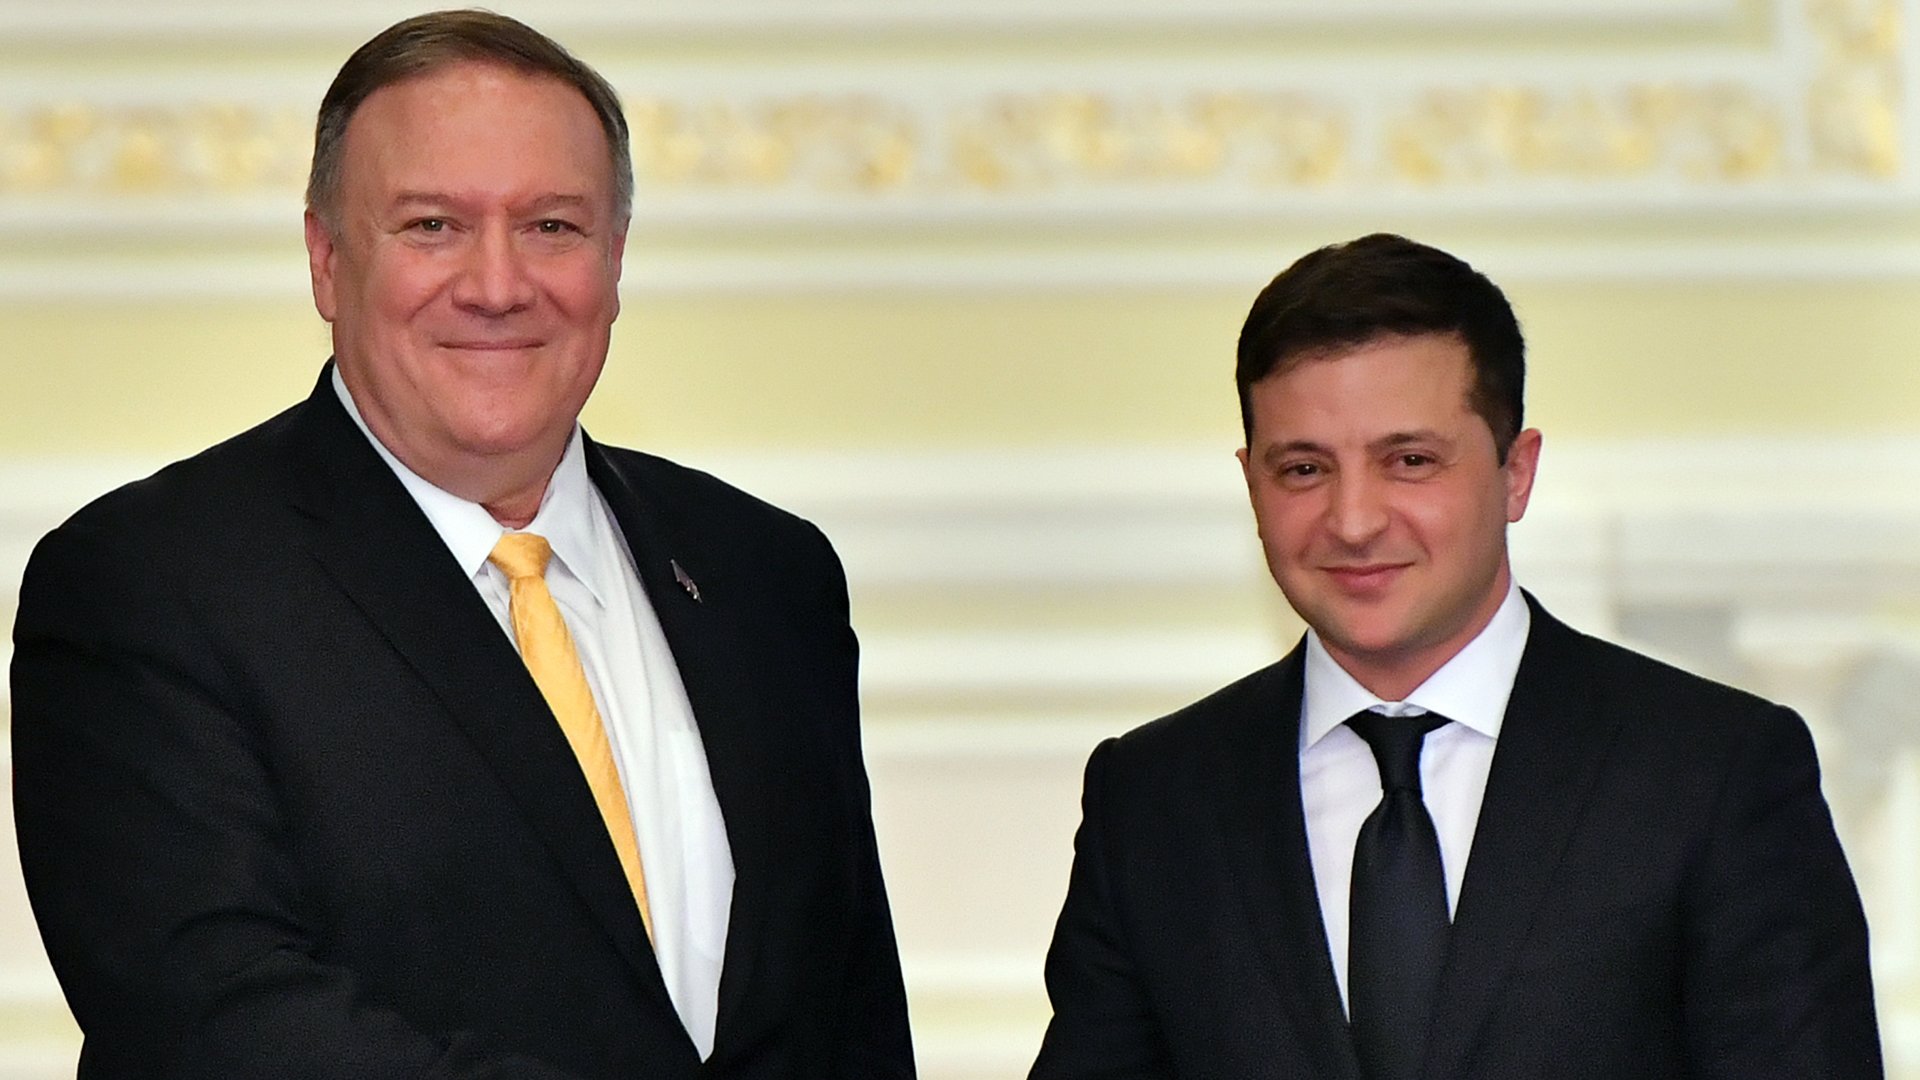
[1322,564,1409,591]
[440,339,544,351]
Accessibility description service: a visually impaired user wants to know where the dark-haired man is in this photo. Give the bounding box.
[1028,233,1881,1080]
[11,10,912,1078]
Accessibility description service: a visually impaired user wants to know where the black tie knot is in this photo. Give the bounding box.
[1346,711,1448,794]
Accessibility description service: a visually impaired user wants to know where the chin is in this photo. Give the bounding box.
[1314,604,1423,657]
[447,416,561,458]
[1330,628,1417,663]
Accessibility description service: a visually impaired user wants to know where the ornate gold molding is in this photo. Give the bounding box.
[1385,83,1785,184]
[0,101,308,195]
[1807,0,1902,176]
[624,92,1350,194]
[0,0,1906,205]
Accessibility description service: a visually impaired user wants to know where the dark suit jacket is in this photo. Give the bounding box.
[1030,597,1881,1080]
[10,369,915,1079]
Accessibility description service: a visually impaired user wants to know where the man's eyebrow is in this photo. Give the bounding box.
[524,193,589,211]
[1258,439,1330,466]
[1368,430,1451,453]
[389,191,455,208]
[385,192,594,212]
[1256,431,1454,465]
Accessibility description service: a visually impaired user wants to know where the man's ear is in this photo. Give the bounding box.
[304,210,339,324]
[1503,428,1543,523]
[607,219,628,318]
[1237,444,1271,527]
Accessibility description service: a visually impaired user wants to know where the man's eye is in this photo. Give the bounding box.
[536,220,578,234]
[410,218,447,233]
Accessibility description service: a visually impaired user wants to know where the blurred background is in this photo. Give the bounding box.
[1,0,1918,1076]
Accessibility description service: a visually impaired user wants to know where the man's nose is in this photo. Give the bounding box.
[1326,471,1390,547]
[452,226,536,315]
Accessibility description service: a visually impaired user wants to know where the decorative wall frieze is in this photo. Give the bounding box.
[0,99,313,200]
[3,5,1910,207]
[0,0,1912,292]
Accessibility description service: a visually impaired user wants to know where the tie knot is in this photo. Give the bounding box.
[489,532,554,581]
[1346,710,1448,794]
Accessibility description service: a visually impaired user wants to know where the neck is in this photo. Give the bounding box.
[483,486,546,529]
[383,441,559,529]
[377,434,559,530]
[445,451,559,528]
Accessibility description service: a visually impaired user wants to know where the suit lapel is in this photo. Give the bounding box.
[1424,598,1621,1079]
[279,372,675,1014]
[1215,648,1365,1080]
[582,440,774,1054]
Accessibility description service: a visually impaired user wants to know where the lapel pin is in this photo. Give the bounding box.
[670,559,701,603]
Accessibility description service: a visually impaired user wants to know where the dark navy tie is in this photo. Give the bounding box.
[1346,710,1451,1080]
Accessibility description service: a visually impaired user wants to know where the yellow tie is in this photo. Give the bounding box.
[489,532,653,943]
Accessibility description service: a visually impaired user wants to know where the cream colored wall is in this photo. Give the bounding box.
[4,1,1920,1077]
[5,279,1919,460]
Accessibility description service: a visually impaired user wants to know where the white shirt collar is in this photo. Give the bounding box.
[1300,580,1530,751]
[330,366,608,606]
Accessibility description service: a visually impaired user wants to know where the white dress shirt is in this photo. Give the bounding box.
[332,371,733,1059]
[1299,581,1529,1014]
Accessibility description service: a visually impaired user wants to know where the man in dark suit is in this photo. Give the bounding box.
[1029,233,1881,1080]
[10,11,913,1079]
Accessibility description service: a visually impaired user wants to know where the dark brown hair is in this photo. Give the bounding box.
[1235,233,1526,460]
[306,9,633,226]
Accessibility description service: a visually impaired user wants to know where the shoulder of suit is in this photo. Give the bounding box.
[1533,607,1800,736]
[1109,655,1299,755]
[588,441,823,541]
[54,399,307,541]
[19,401,315,621]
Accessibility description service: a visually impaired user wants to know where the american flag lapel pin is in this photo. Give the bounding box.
[670,559,702,603]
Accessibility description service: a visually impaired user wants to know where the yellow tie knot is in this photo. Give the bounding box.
[490,532,553,581]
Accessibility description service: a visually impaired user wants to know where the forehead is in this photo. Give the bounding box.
[338,61,613,198]
[1248,333,1478,439]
